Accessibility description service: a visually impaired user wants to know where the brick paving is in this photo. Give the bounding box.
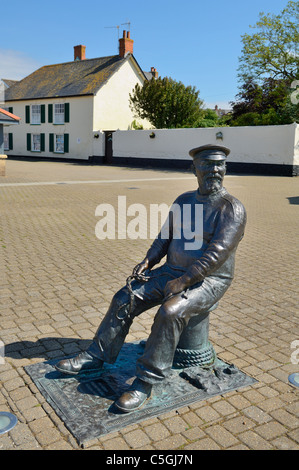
[0,159,298,450]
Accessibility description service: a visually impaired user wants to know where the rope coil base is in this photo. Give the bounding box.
[173,342,216,369]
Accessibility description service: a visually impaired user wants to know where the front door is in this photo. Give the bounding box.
[104,131,114,164]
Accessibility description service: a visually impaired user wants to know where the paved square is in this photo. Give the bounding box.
[0,159,298,450]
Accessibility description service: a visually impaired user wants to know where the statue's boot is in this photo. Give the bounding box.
[55,351,103,375]
[114,378,152,413]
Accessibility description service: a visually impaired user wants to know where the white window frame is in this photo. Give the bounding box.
[54,103,65,124]
[54,134,64,153]
[31,105,41,125]
[3,133,9,150]
[32,134,41,152]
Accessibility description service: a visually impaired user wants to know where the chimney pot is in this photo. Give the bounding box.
[119,30,134,58]
[74,45,86,61]
[150,67,158,78]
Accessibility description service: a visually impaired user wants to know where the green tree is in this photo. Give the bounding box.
[238,1,299,83]
[229,1,299,126]
[197,109,219,127]
[228,77,299,126]
[129,76,204,128]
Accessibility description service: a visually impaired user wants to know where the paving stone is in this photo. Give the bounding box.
[211,400,237,417]
[238,430,274,450]
[163,416,190,434]
[183,437,221,450]
[154,434,187,450]
[181,426,206,442]
[144,422,171,441]
[242,406,272,424]
[270,409,299,429]
[223,416,255,434]
[123,429,151,449]
[255,421,287,440]
[227,394,252,410]
[194,405,221,423]
[271,436,299,450]
[205,424,239,447]
[102,437,131,450]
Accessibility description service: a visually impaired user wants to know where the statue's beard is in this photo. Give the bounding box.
[202,176,223,194]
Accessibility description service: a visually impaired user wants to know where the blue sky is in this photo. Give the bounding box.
[1,0,290,108]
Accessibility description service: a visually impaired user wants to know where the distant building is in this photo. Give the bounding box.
[3,31,157,161]
[214,105,231,117]
[0,108,20,175]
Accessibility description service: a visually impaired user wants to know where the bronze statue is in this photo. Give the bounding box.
[55,144,246,413]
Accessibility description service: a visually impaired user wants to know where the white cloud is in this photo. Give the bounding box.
[0,49,41,81]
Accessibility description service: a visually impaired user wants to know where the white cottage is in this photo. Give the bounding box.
[4,31,154,162]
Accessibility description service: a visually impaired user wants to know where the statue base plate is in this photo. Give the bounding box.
[25,341,257,447]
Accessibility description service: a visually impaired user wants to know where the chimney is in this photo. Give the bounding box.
[74,45,86,61]
[150,67,158,79]
[119,30,134,58]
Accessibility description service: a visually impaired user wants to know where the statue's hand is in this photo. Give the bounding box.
[164,277,187,300]
[132,258,150,277]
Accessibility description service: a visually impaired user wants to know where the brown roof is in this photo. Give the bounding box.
[1,79,19,88]
[4,55,130,101]
[0,107,21,122]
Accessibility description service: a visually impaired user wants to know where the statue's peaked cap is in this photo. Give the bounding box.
[189,144,230,161]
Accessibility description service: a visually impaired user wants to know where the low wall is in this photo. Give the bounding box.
[108,123,298,176]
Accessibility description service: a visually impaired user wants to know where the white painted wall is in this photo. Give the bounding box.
[5,96,94,160]
[112,123,298,166]
[294,123,299,166]
[93,59,152,131]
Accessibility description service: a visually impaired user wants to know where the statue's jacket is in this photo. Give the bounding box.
[145,187,247,287]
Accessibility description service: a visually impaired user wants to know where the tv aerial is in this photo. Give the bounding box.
[104,21,131,39]
[121,21,131,31]
[104,25,120,39]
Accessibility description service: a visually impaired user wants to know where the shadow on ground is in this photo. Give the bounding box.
[287,196,299,205]
[4,338,91,361]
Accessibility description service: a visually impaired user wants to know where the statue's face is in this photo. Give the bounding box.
[193,159,226,194]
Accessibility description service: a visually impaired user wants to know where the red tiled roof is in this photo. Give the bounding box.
[0,108,21,121]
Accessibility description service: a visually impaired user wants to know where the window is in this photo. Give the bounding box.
[27,133,45,152]
[32,134,41,151]
[4,133,9,150]
[4,133,13,151]
[55,134,64,153]
[54,104,65,124]
[25,104,45,124]
[49,133,69,153]
[31,105,41,124]
[48,103,70,123]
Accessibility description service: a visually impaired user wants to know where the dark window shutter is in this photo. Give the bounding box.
[64,103,70,122]
[48,104,53,123]
[41,133,45,152]
[9,133,13,150]
[41,105,46,123]
[25,105,30,123]
[27,133,31,151]
[49,134,54,152]
[64,133,69,153]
